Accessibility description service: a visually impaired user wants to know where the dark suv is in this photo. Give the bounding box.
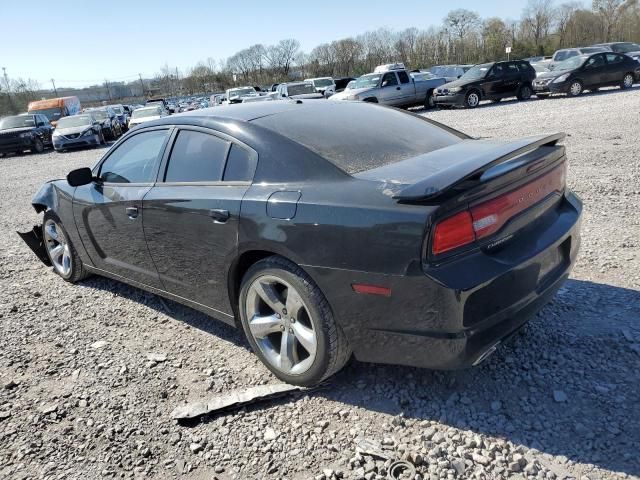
[434,60,536,108]
[0,114,54,156]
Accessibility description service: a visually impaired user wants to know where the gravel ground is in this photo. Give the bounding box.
[1,88,639,480]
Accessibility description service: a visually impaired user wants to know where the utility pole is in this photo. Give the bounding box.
[50,78,58,96]
[138,73,145,98]
[104,79,112,101]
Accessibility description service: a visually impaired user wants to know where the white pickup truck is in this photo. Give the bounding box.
[329,63,447,109]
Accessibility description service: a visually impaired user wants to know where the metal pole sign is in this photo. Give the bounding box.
[506,46,512,61]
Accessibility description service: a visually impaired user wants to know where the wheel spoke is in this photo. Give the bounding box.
[249,314,283,339]
[45,223,58,241]
[278,329,295,372]
[50,244,64,261]
[291,321,316,356]
[285,288,305,320]
[254,280,286,313]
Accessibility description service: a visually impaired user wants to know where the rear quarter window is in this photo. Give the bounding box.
[252,103,465,174]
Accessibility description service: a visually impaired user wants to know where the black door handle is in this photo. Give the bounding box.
[396,86,401,90]
[209,209,230,223]
[126,206,138,219]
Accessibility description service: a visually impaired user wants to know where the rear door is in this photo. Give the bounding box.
[72,127,171,287]
[143,127,257,314]
[603,53,627,84]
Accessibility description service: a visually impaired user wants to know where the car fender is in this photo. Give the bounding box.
[31,180,60,213]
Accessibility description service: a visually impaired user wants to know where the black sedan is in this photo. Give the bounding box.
[533,52,639,98]
[19,102,582,386]
[0,114,54,156]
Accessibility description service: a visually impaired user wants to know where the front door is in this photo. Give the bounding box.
[379,72,402,105]
[484,63,507,99]
[143,127,257,315]
[73,127,171,287]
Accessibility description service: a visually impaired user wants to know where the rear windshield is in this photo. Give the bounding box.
[252,104,464,174]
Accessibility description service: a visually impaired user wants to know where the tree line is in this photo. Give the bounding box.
[2,0,639,114]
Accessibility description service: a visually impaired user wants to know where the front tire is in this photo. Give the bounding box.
[424,90,435,109]
[465,90,480,108]
[568,80,583,97]
[517,84,533,100]
[32,137,44,154]
[42,211,89,283]
[239,256,350,386]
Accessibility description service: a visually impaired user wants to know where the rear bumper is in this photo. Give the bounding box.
[305,191,582,370]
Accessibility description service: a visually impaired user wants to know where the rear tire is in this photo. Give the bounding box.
[42,211,90,283]
[424,90,435,109]
[517,84,533,100]
[621,73,634,89]
[239,256,351,386]
[464,90,480,108]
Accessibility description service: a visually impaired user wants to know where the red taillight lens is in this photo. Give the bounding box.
[431,164,566,256]
[432,210,475,255]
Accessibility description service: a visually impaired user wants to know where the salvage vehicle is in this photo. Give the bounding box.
[275,82,325,100]
[434,60,536,108]
[304,77,336,95]
[591,42,640,63]
[84,107,122,140]
[329,63,446,108]
[19,101,582,386]
[107,104,130,131]
[533,52,639,98]
[426,65,472,82]
[0,114,54,156]
[128,105,168,127]
[226,86,259,104]
[28,96,81,126]
[550,47,607,65]
[52,113,104,152]
[334,77,356,93]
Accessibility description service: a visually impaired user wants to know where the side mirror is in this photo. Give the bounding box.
[67,167,94,187]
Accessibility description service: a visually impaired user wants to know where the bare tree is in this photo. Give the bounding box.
[444,9,481,62]
[593,0,635,41]
[521,0,556,52]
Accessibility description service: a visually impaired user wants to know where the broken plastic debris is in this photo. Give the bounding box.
[171,383,304,420]
[355,438,391,460]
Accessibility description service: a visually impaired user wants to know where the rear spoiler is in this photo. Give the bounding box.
[393,132,566,202]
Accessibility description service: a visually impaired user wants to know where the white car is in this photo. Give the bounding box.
[128,106,168,128]
[225,86,259,104]
[304,77,336,96]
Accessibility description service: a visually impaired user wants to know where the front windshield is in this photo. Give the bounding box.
[353,74,381,89]
[429,66,444,76]
[132,107,161,119]
[56,115,92,129]
[0,116,35,129]
[28,107,62,121]
[229,88,255,97]
[461,63,493,80]
[553,56,584,71]
[313,78,333,87]
[111,106,123,114]
[89,110,108,120]
[533,63,550,73]
[288,84,316,96]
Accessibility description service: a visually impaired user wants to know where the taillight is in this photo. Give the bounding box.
[431,163,566,256]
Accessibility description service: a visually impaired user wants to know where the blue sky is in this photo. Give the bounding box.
[4,0,540,88]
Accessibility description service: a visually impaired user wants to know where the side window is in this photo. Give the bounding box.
[223,144,257,182]
[491,64,505,77]
[164,130,229,182]
[99,129,168,183]
[381,72,398,87]
[567,50,578,59]
[586,54,605,68]
[506,63,520,75]
[397,71,410,84]
[606,53,623,64]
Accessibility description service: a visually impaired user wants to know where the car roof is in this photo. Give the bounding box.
[173,101,310,122]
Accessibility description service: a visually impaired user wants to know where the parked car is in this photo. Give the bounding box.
[334,77,355,93]
[84,107,122,140]
[107,104,129,130]
[0,113,54,156]
[591,42,640,63]
[550,47,608,65]
[330,63,446,109]
[426,65,473,82]
[304,77,336,95]
[533,52,639,98]
[19,101,582,386]
[275,82,325,100]
[226,86,259,104]
[51,113,104,152]
[434,60,537,108]
[128,105,168,127]
[27,96,81,127]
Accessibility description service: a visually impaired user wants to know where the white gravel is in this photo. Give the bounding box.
[1,88,639,480]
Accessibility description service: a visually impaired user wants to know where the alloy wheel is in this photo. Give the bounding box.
[570,82,582,96]
[466,92,479,108]
[44,219,72,277]
[623,74,634,88]
[245,275,317,375]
